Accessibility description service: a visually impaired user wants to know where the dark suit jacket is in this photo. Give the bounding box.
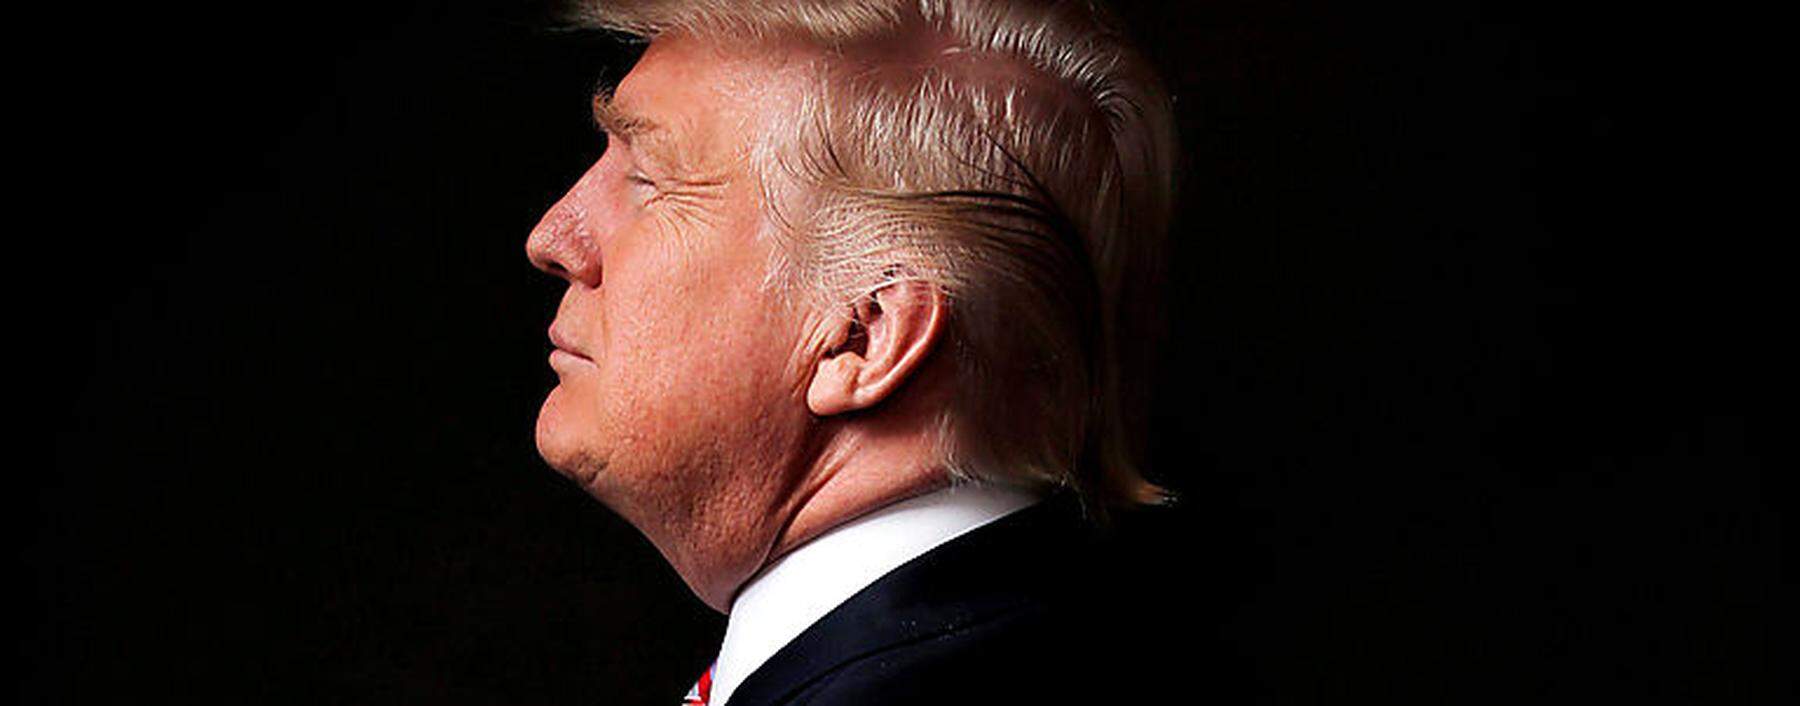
[722,492,1167,706]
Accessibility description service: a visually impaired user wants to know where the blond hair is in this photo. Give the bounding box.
[566,0,1177,516]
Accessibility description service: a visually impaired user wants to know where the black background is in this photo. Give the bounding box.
[31,1,1778,703]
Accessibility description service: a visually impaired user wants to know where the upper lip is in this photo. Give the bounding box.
[548,327,591,359]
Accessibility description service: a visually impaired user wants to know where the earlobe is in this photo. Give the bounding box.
[804,280,946,417]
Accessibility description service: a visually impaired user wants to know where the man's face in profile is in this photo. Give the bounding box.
[525,35,822,600]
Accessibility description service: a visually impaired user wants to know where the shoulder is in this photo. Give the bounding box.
[732,492,1173,706]
[786,599,1163,706]
[778,540,1167,705]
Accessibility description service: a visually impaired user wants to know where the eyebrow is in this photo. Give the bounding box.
[591,89,700,177]
[591,90,662,144]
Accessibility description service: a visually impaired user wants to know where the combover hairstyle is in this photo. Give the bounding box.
[566,0,1178,516]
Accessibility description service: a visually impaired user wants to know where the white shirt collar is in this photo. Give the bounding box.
[709,482,1044,706]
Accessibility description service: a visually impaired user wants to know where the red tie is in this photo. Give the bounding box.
[681,663,714,706]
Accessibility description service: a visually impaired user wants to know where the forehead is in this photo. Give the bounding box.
[603,34,813,168]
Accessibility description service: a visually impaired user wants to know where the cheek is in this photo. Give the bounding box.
[609,278,804,446]
[610,240,785,384]
[607,299,781,419]
[580,213,806,433]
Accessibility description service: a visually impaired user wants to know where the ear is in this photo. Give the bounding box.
[807,279,948,417]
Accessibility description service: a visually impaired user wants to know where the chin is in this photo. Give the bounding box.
[534,389,592,481]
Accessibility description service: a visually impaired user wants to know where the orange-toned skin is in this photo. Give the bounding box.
[527,34,953,612]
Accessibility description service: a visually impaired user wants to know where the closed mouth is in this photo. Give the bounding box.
[548,328,592,361]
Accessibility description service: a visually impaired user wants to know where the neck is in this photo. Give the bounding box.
[723,357,960,610]
[766,419,951,569]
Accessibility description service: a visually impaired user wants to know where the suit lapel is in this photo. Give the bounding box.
[723,492,1092,706]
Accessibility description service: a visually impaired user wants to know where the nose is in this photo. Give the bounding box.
[526,188,603,287]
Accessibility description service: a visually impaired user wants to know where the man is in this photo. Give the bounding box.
[526,1,1177,703]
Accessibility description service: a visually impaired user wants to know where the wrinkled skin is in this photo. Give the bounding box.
[527,34,830,611]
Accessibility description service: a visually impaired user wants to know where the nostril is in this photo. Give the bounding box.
[528,233,601,286]
[526,236,566,277]
[526,199,601,285]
